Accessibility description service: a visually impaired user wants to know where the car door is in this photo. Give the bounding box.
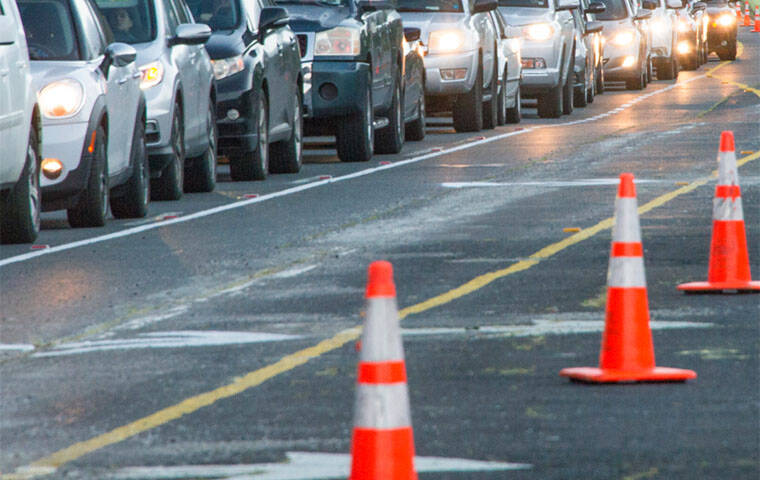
[170,0,204,141]
[270,0,299,133]
[471,3,496,90]
[0,0,29,169]
[0,0,14,164]
[358,1,389,112]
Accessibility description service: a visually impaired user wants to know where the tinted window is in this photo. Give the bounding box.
[17,0,82,60]
[498,0,549,8]
[397,0,463,12]
[94,0,157,43]
[77,0,106,57]
[186,0,240,30]
[272,0,348,5]
[172,0,192,23]
[596,0,628,17]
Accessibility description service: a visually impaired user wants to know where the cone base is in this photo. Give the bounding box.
[677,280,760,293]
[560,366,697,383]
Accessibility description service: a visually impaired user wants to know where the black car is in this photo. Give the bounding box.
[187,0,304,180]
[277,0,406,162]
[704,0,737,60]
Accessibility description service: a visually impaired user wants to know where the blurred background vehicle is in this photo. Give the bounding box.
[96,0,216,199]
[18,0,149,228]
[571,0,605,107]
[642,0,682,80]
[402,27,427,141]
[498,0,579,119]
[397,0,501,132]
[704,0,737,60]
[673,0,707,70]
[190,0,303,179]
[596,0,653,89]
[0,0,42,243]
[280,0,405,161]
[490,9,523,123]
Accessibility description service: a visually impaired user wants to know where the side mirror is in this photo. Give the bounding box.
[634,9,653,19]
[472,0,498,13]
[641,0,658,9]
[584,20,604,34]
[403,27,421,42]
[170,23,212,46]
[557,0,579,11]
[665,0,681,8]
[0,17,16,45]
[259,6,289,32]
[692,1,706,9]
[105,42,137,67]
[585,1,606,13]
[358,0,395,12]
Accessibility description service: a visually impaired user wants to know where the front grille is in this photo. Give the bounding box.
[297,34,308,58]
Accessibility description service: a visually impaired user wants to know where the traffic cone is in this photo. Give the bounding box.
[744,1,752,26]
[678,132,760,292]
[753,6,760,31]
[736,2,742,18]
[350,261,417,480]
[560,173,697,383]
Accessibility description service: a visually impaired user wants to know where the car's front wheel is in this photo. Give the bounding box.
[151,105,184,200]
[270,90,303,173]
[405,92,426,141]
[0,128,41,244]
[185,100,218,192]
[574,68,589,108]
[336,78,373,162]
[111,113,149,218]
[375,77,404,154]
[68,126,108,228]
[537,81,563,118]
[482,62,498,130]
[505,86,521,124]
[230,93,269,180]
[453,62,484,132]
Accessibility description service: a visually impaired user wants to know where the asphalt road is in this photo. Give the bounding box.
[1,32,759,480]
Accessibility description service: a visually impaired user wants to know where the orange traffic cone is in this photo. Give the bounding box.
[350,261,417,480]
[736,2,742,18]
[744,1,752,26]
[753,6,760,31]
[560,173,697,383]
[678,132,760,293]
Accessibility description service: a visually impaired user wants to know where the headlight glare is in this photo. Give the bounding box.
[717,13,735,26]
[428,30,467,53]
[315,27,361,56]
[524,23,554,41]
[676,18,690,32]
[39,79,85,119]
[210,55,245,80]
[611,30,635,46]
[139,61,164,89]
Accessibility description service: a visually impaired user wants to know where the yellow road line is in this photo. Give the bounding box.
[705,42,760,98]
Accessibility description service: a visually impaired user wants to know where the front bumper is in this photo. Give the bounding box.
[602,42,641,81]
[301,60,370,120]
[517,38,563,95]
[39,121,90,210]
[707,25,737,49]
[214,71,259,156]
[421,49,478,96]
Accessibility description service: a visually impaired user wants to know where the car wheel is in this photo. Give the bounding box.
[453,61,484,132]
[596,63,605,94]
[68,126,108,228]
[562,69,574,115]
[405,92,426,141]
[336,79,373,162]
[375,77,404,154]
[482,62,498,130]
[537,81,563,119]
[657,55,678,80]
[270,90,303,173]
[151,105,184,200]
[626,59,645,90]
[574,69,588,108]
[110,114,149,218]
[230,93,269,180]
[1,128,41,244]
[496,79,507,126]
[185,100,218,192]
[505,85,521,124]
[718,39,737,61]
[587,71,596,104]
[682,50,699,70]
[646,55,653,83]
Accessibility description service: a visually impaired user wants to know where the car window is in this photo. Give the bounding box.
[94,0,157,43]
[595,0,628,18]
[172,0,192,22]
[75,0,106,57]
[497,0,549,8]
[397,0,463,12]
[272,0,348,5]
[17,0,83,60]
[186,0,240,30]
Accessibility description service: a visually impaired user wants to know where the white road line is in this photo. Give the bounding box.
[0,344,36,352]
[0,77,705,269]
[441,178,664,188]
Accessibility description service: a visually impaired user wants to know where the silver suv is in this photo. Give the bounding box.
[397,0,501,132]
[499,0,579,118]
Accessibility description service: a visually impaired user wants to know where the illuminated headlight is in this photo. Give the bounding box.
[523,23,554,41]
[622,55,636,68]
[139,61,164,89]
[650,17,669,32]
[428,30,467,53]
[611,30,635,46]
[676,18,690,32]
[38,79,85,119]
[677,40,691,54]
[315,27,360,56]
[211,55,245,80]
[717,13,736,26]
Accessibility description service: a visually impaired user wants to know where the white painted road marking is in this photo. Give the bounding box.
[108,452,531,479]
[441,179,664,188]
[0,344,36,352]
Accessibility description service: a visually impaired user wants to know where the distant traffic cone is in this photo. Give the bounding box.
[560,174,697,383]
[744,1,752,25]
[753,6,760,31]
[350,261,417,480]
[736,2,742,18]
[678,132,760,292]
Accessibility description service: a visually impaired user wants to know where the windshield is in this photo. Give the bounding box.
[596,0,628,19]
[94,0,156,43]
[274,0,349,6]
[397,0,464,12]
[17,0,82,60]
[498,0,549,8]
[186,0,241,30]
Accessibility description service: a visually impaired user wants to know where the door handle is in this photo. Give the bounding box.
[15,61,27,69]
[0,69,9,77]
[118,77,129,85]
[133,72,142,79]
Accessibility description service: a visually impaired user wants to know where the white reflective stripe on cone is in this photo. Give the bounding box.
[717,151,739,186]
[607,257,647,288]
[612,198,642,243]
[360,297,405,363]
[713,197,745,221]
[353,383,412,429]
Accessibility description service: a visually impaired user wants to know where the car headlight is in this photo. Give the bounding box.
[428,30,467,53]
[210,55,245,80]
[650,17,669,33]
[676,18,690,32]
[38,79,85,119]
[523,23,554,41]
[676,40,690,54]
[315,27,361,56]
[139,61,164,90]
[611,30,635,46]
[716,13,735,26]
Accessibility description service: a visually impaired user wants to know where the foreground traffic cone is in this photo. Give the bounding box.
[678,132,760,293]
[753,6,760,32]
[350,261,417,480]
[560,174,697,383]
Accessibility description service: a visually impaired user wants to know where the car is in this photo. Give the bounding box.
[95,0,217,199]
[18,0,149,228]
[0,0,42,243]
[187,0,303,180]
[579,0,607,96]
[673,0,707,70]
[490,9,523,123]
[498,0,580,119]
[595,0,653,89]
[704,0,737,60]
[570,0,605,107]
[397,0,502,132]
[642,0,682,80]
[402,27,427,141]
[280,0,405,161]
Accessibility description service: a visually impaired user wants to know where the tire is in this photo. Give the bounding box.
[1,128,41,244]
[405,92,426,141]
[626,60,645,90]
[587,73,595,104]
[574,70,588,108]
[453,62,483,132]
[496,79,507,126]
[230,93,269,180]
[375,77,404,154]
[336,81,373,162]
[68,126,108,228]
[596,63,605,94]
[646,56,653,83]
[537,82,563,118]
[682,51,698,71]
[562,67,574,115]
[656,56,677,80]
[185,100,218,191]
[718,39,737,61]
[270,90,303,173]
[482,62,498,130]
[151,105,184,200]
[110,114,149,218]
[505,85,521,124]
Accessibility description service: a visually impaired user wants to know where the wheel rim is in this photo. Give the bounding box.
[419,94,425,125]
[293,97,303,165]
[172,112,184,189]
[395,86,402,139]
[207,107,217,178]
[259,96,268,173]
[27,143,40,232]
[516,88,521,116]
[98,152,108,216]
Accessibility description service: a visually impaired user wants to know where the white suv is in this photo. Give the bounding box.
[0,0,41,243]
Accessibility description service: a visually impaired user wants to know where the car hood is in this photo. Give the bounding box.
[598,18,634,34]
[285,4,354,32]
[397,12,466,42]
[204,28,247,59]
[498,7,555,26]
[705,5,731,15]
[30,61,94,90]
[131,40,164,69]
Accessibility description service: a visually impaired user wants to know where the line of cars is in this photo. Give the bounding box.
[0,0,739,244]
